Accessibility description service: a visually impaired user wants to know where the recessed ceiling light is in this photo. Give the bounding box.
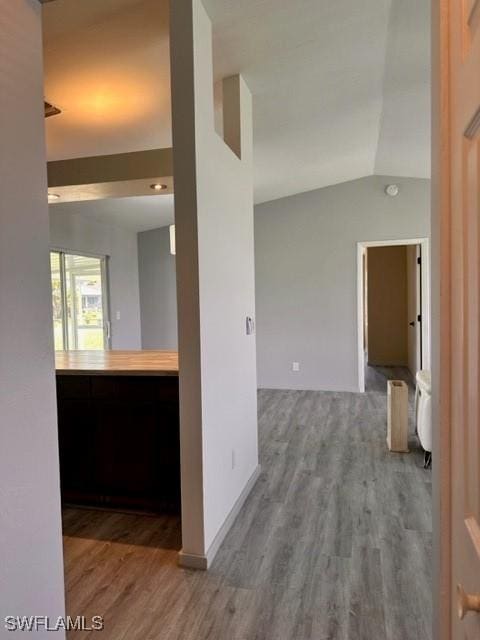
[150,183,167,191]
[48,193,60,202]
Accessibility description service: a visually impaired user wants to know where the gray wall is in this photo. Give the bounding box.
[49,210,142,350]
[0,0,66,632]
[255,175,430,391]
[138,226,178,349]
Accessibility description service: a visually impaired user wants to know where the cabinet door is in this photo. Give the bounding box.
[151,393,181,512]
[56,376,100,505]
[91,376,180,512]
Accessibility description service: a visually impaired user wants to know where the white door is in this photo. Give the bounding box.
[407,244,422,376]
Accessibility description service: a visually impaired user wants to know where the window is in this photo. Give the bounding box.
[50,251,110,351]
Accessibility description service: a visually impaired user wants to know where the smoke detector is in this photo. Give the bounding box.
[385,184,399,197]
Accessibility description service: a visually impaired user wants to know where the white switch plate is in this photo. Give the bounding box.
[292,362,300,372]
[116,311,121,320]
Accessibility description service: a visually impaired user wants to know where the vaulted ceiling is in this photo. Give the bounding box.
[43,0,430,210]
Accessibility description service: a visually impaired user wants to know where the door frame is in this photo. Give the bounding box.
[356,237,431,392]
[432,1,450,637]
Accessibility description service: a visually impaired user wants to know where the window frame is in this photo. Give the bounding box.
[50,248,111,351]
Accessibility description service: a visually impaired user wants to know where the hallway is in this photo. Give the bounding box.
[63,385,432,639]
[365,363,415,394]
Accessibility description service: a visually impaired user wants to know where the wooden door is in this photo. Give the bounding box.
[367,246,409,366]
[441,0,480,637]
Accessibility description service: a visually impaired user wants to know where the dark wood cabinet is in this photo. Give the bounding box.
[56,374,180,514]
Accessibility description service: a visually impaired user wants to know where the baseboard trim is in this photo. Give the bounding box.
[178,464,261,570]
[177,550,209,570]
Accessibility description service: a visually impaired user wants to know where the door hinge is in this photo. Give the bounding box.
[417,314,422,322]
[417,256,422,265]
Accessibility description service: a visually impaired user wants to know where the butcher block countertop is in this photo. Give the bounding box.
[55,350,179,376]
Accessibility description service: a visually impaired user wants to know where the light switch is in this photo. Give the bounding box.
[246,316,255,335]
[116,311,121,321]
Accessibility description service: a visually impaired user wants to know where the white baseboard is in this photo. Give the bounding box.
[178,464,261,570]
[177,550,209,570]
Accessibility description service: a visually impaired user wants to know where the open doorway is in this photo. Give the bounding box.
[42,0,183,624]
[357,238,430,393]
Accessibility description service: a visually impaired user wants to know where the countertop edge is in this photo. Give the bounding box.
[55,369,179,377]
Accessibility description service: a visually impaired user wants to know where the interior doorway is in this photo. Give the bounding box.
[357,238,430,393]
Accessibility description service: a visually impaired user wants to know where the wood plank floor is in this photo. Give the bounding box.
[365,363,415,393]
[63,376,432,640]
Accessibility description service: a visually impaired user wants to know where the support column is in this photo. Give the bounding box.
[170,0,259,568]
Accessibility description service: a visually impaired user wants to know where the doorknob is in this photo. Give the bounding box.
[457,584,480,619]
[409,321,415,327]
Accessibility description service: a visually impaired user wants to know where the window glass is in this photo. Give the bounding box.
[50,251,108,350]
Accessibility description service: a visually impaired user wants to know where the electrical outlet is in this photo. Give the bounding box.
[292,362,300,372]
[231,449,236,469]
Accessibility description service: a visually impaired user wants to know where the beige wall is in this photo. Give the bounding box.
[367,245,408,366]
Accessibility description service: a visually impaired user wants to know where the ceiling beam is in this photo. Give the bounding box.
[48,148,173,187]
[47,148,174,203]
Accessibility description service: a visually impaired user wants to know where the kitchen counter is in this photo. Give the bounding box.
[55,350,179,376]
[55,350,180,514]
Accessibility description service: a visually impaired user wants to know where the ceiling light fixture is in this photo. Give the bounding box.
[385,184,399,197]
[150,183,167,191]
[48,193,60,202]
[44,101,61,118]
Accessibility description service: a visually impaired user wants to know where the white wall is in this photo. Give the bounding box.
[255,175,430,391]
[0,1,65,635]
[49,209,142,350]
[171,0,258,564]
[138,226,178,349]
